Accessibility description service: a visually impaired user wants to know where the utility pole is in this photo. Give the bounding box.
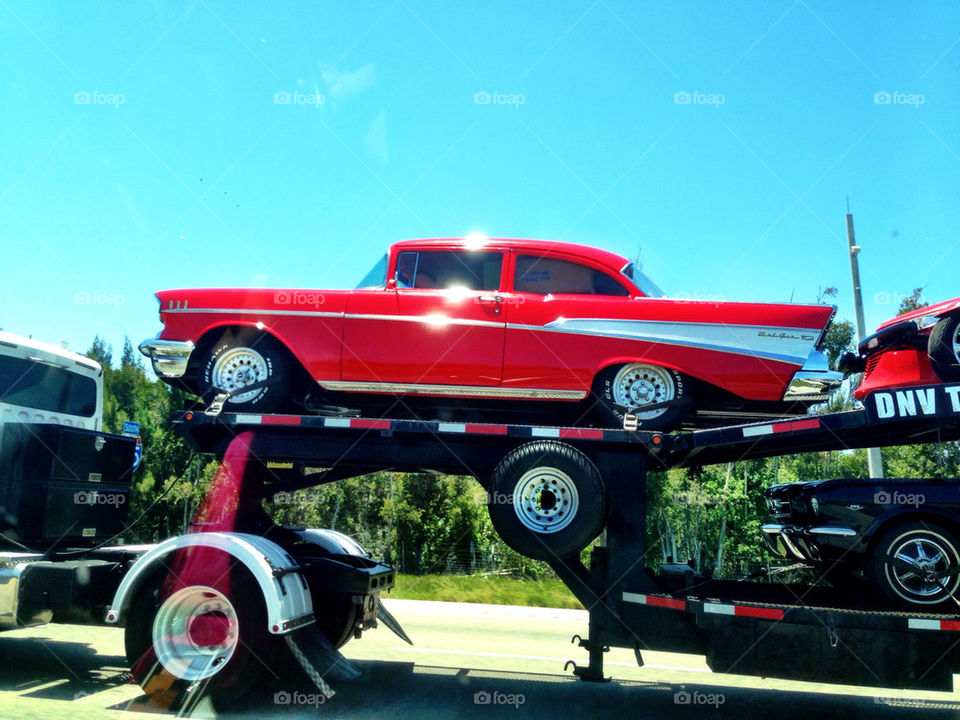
[846,205,884,478]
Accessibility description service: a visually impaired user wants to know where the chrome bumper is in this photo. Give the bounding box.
[139,338,194,378]
[761,523,857,560]
[783,349,843,401]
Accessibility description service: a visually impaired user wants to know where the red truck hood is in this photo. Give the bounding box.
[878,297,960,330]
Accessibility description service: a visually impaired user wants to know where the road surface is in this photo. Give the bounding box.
[1,599,959,718]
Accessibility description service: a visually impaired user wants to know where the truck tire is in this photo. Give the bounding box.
[198,330,292,412]
[124,551,281,710]
[488,441,606,560]
[871,521,960,607]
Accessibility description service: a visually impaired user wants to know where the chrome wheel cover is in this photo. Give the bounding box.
[212,347,268,403]
[152,586,240,681]
[611,364,675,420]
[513,467,579,534]
[884,531,960,603]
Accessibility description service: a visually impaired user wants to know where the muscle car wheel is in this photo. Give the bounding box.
[200,332,291,411]
[872,521,960,607]
[487,441,606,560]
[928,315,960,381]
[596,364,687,429]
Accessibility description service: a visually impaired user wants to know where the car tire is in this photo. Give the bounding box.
[487,441,606,560]
[124,552,282,711]
[594,363,689,430]
[928,315,960,381]
[870,521,960,607]
[198,331,292,412]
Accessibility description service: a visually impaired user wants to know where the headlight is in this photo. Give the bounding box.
[916,314,940,330]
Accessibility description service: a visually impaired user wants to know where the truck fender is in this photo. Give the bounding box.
[106,532,313,635]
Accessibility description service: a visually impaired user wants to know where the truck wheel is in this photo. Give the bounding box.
[125,555,280,710]
[870,521,960,607]
[488,441,606,560]
[198,330,292,412]
[595,363,688,430]
[928,315,960,381]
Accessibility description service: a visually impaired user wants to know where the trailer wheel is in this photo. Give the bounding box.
[125,555,280,710]
[871,521,960,607]
[198,330,292,412]
[488,441,606,560]
[928,315,960,381]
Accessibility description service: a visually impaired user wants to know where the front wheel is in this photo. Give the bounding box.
[595,363,689,430]
[198,331,292,412]
[870,521,960,607]
[487,441,606,560]
[928,315,960,382]
[124,552,281,710]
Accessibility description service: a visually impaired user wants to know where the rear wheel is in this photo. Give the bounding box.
[125,553,281,710]
[595,363,688,429]
[870,521,960,607]
[487,441,606,560]
[928,315,960,381]
[198,331,292,412]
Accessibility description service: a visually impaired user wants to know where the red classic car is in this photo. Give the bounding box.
[140,237,841,428]
[842,298,960,400]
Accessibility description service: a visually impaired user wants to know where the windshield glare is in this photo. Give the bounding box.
[356,254,388,288]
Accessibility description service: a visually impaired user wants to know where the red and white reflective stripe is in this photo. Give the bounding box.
[742,418,821,438]
[622,592,686,610]
[704,602,783,620]
[908,618,960,631]
[559,428,606,440]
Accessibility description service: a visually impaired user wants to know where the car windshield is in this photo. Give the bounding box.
[356,253,388,288]
[621,263,666,298]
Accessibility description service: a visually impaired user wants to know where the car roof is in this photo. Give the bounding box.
[0,330,102,372]
[391,237,631,272]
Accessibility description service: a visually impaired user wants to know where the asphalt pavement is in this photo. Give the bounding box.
[1,598,960,719]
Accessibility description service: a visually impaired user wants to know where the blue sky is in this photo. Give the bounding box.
[2,1,958,364]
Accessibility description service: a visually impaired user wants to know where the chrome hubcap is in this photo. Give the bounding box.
[212,347,268,403]
[887,534,959,602]
[153,586,240,681]
[513,467,579,534]
[612,364,675,420]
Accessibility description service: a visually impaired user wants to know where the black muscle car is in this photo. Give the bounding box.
[763,478,960,608]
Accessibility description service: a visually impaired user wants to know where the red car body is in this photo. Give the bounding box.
[849,298,960,401]
[141,237,840,427]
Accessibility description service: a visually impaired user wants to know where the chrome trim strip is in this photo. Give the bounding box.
[783,370,843,401]
[510,319,817,365]
[808,526,858,537]
[346,313,504,329]
[761,523,785,534]
[163,308,345,318]
[318,380,587,400]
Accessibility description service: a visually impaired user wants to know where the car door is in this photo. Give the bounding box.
[341,248,506,387]
[501,251,634,393]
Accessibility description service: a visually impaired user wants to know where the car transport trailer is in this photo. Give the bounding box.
[174,381,960,693]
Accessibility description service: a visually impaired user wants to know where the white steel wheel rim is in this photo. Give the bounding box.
[212,347,268,403]
[612,364,675,420]
[152,586,240,681]
[513,467,579,534]
[885,532,959,603]
[952,324,960,363]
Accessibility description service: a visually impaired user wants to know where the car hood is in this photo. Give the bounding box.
[878,297,960,330]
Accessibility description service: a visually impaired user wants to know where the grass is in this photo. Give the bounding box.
[387,573,583,609]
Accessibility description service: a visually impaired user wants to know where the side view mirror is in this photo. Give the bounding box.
[386,277,398,290]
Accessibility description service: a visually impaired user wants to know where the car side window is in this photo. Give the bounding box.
[514,255,630,296]
[396,250,502,290]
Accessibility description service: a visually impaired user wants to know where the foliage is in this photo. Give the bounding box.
[389,573,581,609]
